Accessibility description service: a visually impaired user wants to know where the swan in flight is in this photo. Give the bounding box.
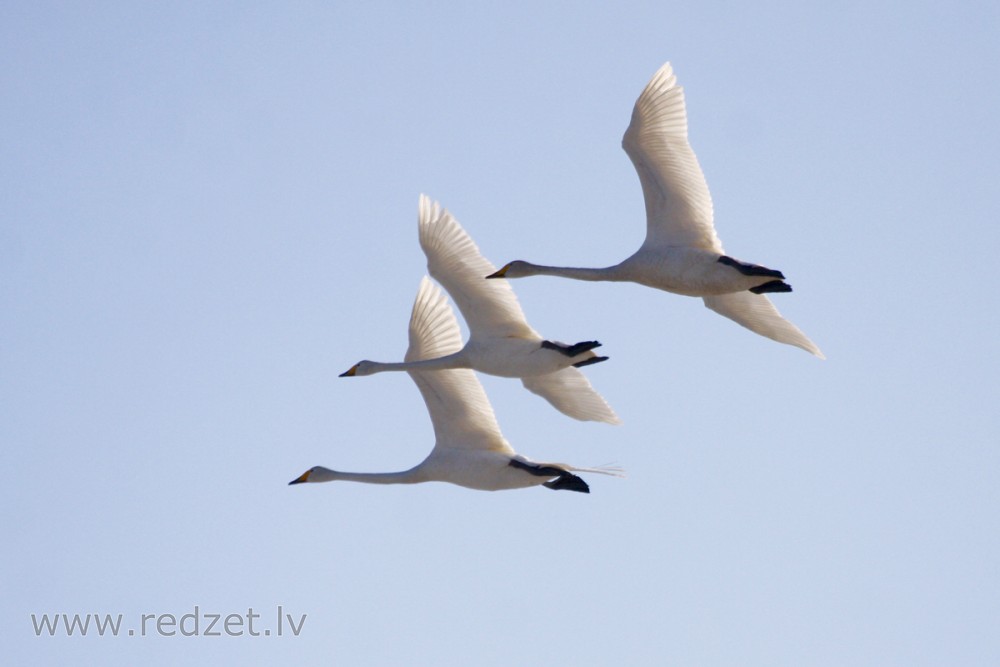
[340,194,621,424]
[487,62,824,358]
[291,278,623,492]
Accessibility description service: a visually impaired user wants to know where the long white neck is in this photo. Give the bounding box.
[310,466,427,485]
[518,262,627,282]
[367,351,470,374]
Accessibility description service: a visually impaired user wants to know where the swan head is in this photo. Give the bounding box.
[288,466,336,485]
[339,360,378,377]
[486,260,533,279]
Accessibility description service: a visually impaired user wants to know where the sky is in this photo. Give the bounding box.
[3,1,999,665]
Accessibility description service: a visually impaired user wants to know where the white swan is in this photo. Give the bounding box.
[292,278,623,493]
[340,194,621,424]
[488,62,824,358]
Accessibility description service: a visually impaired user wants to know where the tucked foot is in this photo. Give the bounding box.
[541,340,602,357]
[543,473,590,493]
[718,255,786,279]
[573,356,609,368]
[508,459,591,493]
[508,458,563,477]
[750,280,793,294]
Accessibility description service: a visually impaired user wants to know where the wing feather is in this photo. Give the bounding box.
[703,292,825,358]
[521,369,621,424]
[405,277,514,453]
[418,194,536,341]
[622,62,722,253]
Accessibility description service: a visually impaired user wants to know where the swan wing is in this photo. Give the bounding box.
[418,194,536,341]
[521,369,621,424]
[702,292,825,358]
[406,277,514,453]
[622,62,722,253]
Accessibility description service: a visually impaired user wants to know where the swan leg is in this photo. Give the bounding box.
[717,255,785,280]
[508,459,590,493]
[507,459,588,492]
[749,280,793,294]
[542,473,590,493]
[540,340,602,357]
[572,356,609,368]
[508,458,563,477]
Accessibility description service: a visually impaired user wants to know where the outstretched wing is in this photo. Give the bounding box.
[622,62,722,253]
[406,277,514,453]
[418,194,537,341]
[521,368,621,424]
[703,292,825,358]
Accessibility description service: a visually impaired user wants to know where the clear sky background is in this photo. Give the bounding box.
[3,2,999,665]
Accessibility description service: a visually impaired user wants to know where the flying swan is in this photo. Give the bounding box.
[291,277,623,492]
[487,62,824,358]
[340,194,620,424]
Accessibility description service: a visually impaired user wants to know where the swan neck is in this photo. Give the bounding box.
[318,468,426,485]
[374,352,467,373]
[525,263,620,282]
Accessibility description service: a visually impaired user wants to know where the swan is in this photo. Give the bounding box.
[340,194,621,424]
[291,277,623,493]
[487,62,824,358]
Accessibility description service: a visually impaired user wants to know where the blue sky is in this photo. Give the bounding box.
[3,2,999,664]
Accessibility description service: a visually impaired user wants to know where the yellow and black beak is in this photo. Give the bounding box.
[288,470,311,485]
[485,264,509,279]
[339,364,359,377]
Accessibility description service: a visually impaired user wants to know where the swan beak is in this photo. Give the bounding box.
[485,265,508,279]
[289,470,311,485]
[339,364,359,377]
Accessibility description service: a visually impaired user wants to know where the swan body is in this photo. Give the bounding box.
[342,195,621,424]
[489,62,824,358]
[292,278,622,493]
